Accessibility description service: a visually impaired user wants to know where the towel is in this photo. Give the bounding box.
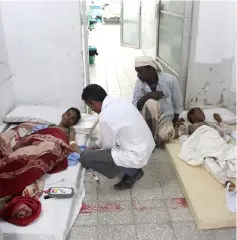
[0,196,41,226]
[68,152,81,166]
[67,145,87,166]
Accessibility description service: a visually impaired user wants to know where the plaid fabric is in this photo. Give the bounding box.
[141,99,175,146]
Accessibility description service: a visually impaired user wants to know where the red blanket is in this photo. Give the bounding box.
[0,127,73,198]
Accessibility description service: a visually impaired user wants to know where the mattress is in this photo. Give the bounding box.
[165,125,236,229]
[0,125,91,240]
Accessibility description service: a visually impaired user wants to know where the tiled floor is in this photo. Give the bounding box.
[67,24,236,240]
[88,23,142,102]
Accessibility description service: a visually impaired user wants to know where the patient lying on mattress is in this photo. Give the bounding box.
[175,108,236,189]
[0,107,81,200]
[13,107,81,151]
[174,107,231,138]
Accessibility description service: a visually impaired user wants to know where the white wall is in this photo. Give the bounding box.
[0,6,15,124]
[0,1,85,111]
[185,1,236,112]
[141,0,157,59]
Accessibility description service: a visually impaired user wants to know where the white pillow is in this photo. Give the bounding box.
[179,108,236,125]
[4,105,98,134]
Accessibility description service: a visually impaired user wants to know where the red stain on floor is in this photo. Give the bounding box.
[132,203,153,211]
[81,199,188,214]
[98,203,122,212]
[80,203,97,214]
[170,198,188,209]
[80,203,123,214]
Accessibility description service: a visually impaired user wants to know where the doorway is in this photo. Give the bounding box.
[85,0,143,102]
[120,0,141,48]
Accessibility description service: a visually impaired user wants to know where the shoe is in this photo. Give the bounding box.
[114,169,144,190]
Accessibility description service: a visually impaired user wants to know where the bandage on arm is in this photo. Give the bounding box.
[203,157,229,185]
[219,122,232,135]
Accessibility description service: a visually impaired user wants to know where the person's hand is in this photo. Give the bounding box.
[86,146,101,150]
[175,118,185,128]
[225,181,236,192]
[229,182,236,192]
[174,118,185,138]
[68,127,76,142]
[148,91,164,101]
[213,113,222,123]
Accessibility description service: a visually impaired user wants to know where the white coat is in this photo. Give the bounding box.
[96,96,155,168]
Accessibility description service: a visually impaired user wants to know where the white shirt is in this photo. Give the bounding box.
[96,96,155,169]
[132,72,184,121]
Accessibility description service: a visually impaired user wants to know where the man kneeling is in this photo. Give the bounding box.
[80,84,155,190]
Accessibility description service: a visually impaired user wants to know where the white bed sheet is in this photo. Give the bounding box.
[0,125,90,240]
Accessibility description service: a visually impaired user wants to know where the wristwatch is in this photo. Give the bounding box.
[69,141,77,146]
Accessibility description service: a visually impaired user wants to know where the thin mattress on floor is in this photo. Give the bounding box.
[0,125,90,240]
[165,125,236,229]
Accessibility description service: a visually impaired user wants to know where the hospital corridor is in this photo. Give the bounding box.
[0,1,236,240]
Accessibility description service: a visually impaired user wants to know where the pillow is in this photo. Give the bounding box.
[4,105,98,134]
[179,108,236,125]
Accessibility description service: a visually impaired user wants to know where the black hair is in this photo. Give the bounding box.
[67,107,81,123]
[187,108,199,124]
[81,84,107,103]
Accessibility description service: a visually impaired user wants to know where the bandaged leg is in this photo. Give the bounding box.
[203,157,229,184]
[141,99,175,145]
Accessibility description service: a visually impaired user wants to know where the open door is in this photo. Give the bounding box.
[120,0,141,48]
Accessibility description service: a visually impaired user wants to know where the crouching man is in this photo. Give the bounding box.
[80,84,155,190]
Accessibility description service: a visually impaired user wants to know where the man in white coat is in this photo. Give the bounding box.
[80,84,155,190]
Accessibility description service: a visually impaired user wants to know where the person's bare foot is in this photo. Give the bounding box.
[225,181,236,192]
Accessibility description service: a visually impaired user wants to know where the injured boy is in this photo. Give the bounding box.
[175,107,236,190]
[175,107,231,138]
